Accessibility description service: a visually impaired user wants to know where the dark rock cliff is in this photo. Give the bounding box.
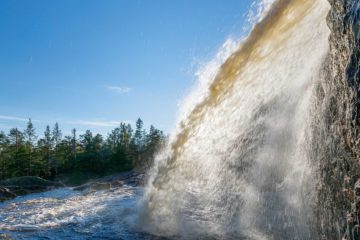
[314,0,360,239]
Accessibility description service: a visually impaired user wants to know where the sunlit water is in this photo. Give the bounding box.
[141,0,330,239]
[0,0,335,239]
[0,186,159,240]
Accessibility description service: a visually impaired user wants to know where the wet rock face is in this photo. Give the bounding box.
[327,0,360,150]
[315,0,360,239]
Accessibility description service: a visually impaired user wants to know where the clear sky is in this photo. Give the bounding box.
[0,0,253,136]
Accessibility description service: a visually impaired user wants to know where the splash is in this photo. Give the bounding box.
[0,186,144,239]
[141,0,330,239]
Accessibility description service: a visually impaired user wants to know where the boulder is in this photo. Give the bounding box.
[0,187,16,202]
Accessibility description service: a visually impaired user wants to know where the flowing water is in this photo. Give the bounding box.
[140,0,331,239]
[0,0,333,239]
[0,186,154,239]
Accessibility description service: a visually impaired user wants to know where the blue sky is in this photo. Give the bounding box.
[0,0,252,136]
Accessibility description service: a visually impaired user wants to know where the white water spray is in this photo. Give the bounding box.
[141,0,331,239]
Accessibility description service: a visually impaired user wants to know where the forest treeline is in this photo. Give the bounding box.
[0,118,166,184]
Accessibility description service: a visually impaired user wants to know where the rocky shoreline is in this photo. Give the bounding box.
[72,170,145,194]
[0,176,64,202]
[0,171,145,202]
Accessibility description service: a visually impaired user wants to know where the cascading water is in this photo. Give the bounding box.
[140,0,331,239]
[2,1,359,239]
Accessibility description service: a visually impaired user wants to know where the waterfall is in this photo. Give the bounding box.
[140,0,331,239]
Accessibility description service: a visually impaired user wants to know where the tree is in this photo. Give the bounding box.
[44,125,52,149]
[0,118,165,182]
[0,131,9,179]
[52,122,62,177]
[93,134,103,152]
[37,138,49,177]
[7,128,26,177]
[72,128,77,161]
[44,125,52,171]
[52,122,62,147]
[57,136,74,174]
[24,118,37,175]
[107,127,120,152]
[134,118,146,152]
[8,128,24,151]
[143,125,165,167]
[81,130,93,152]
[24,119,37,146]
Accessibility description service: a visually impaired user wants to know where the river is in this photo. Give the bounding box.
[0,185,161,240]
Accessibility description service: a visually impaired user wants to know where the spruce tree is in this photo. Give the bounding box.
[72,128,77,161]
[44,125,53,176]
[24,118,37,175]
[52,122,62,177]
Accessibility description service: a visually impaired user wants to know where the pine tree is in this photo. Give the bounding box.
[8,128,26,177]
[0,118,165,181]
[8,128,23,151]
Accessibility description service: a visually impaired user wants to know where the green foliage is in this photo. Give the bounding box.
[0,118,166,183]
